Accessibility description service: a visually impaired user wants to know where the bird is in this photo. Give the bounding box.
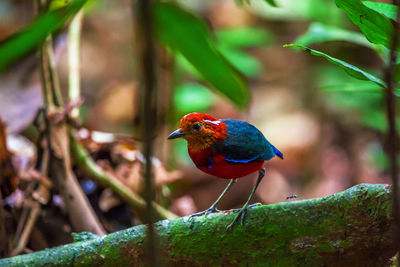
[168,112,283,229]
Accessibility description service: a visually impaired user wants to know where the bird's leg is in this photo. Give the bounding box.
[189,179,237,219]
[227,168,265,230]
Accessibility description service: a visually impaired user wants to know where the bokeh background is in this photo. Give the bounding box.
[0,0,394,251]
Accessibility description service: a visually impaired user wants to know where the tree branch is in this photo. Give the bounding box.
[0,184,396,266]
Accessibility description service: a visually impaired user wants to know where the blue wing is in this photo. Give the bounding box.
[213,119,283,163]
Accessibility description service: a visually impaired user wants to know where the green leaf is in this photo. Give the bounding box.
[0,0,87,73]
[315,65,382,108]
[362,109,400,132]
[362,1,397,21]
[265,0,278,7]
[176,47,262,78]
[235,0,277,7]
[173,83,214,113]
[153,3,249,109]
[175,53,201,79]
[252,0,345,26]
[315,65,400,132]
[295,22,373,49]
[284,44,386,88]
[217,46,262,77]
[319,82,382,92]
[335,0,394,49]
[361,110,387,132]
[215,27,274,48]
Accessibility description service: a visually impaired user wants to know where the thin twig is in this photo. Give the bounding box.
[39,47,52,107]
[68,10,84,120]
[10,202,41,257]
[53,98,84,124]
[12,184,34,248]
[10,173,52,257]
[384,0,400,260]
[45,39,63,107]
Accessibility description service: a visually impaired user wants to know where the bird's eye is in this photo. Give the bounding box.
[193,123,202,131]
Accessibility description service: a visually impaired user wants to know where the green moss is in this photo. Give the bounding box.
[0,184,395,266]
[72,232,101,242]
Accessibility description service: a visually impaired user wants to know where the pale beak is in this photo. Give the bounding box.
[168,128,186,139]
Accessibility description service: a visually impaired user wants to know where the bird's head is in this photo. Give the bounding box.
[168,113,227,152]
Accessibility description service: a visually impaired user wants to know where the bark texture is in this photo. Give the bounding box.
[0,184,396,266]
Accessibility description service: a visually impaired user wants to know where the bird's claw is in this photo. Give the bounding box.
[226,203,260,230]
[226,209,245,230]
[230,203,260,212]
[189,207,221,220]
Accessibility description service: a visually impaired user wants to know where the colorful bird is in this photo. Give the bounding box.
[168,113,283,229]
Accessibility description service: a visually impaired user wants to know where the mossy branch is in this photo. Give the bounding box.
[0,184,396,266]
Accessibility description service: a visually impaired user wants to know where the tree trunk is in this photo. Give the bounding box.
[0,184,396,266]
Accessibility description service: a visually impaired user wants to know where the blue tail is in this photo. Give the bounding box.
[263,144,283,160]
[272,145,283,159]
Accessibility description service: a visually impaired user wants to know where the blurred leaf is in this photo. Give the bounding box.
[367,142,388,170]
[335,0,394,50]
[315,65,400,132]
[218,46,262,77]
[361,110,387,132]
[319,82,382,93]
[235,0,277,7]
[215,27,274,48]
[326,91,381,112]
[316,65,382,104]
[360,109,400,132]
[49,0,77,10]
[265,0,278,7]
[153,2,249,109]
[173,83,214,113]
[362,1,397,21]
[284,44,386,88]
[175,53,200,78]
[177,27,268,78]
[295,22,373,49]
[362,111,400,132]
[176,46,262,78]
[250,0,344,26]
[173,139,191,165]
[0,0,87,73]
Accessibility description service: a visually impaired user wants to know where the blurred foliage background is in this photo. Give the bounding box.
[0,0,397,255]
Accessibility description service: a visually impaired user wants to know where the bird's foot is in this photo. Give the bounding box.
[226,203,260,230]
[229,203,260,212]
[189,206,221,220]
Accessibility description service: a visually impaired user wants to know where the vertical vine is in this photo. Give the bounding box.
[384,0,400,261]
